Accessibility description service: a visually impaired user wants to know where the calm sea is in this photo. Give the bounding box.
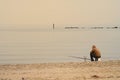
[0,26,120,64]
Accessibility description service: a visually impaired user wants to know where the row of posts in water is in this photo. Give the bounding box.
[64,26,119,29]
[52,24,119,30]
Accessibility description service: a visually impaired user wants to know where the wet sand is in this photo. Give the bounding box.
[0,60,120,80]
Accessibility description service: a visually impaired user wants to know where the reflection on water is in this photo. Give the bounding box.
[0,26,120,64]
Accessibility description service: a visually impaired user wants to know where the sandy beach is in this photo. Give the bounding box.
[0,60,120,80]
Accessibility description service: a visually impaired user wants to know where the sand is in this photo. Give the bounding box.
[0,60,120,80]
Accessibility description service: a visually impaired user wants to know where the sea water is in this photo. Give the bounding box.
[0,26,120,64]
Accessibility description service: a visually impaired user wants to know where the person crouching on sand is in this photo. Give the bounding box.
[90,45,101,61]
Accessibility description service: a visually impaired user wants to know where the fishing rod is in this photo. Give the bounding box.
[69,56,91,62]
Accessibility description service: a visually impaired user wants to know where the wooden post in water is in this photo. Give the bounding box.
[53,24,55,30]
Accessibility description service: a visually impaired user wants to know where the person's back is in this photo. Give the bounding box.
[92,47,101,57]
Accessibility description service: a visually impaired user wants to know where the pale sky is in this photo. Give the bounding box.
[0,0,120,26]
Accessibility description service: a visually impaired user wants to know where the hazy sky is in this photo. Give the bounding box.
[0,0,120,26]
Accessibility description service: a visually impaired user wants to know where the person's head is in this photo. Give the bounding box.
[92,45,96,49]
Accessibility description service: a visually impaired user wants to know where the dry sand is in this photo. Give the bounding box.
[0,60,120,80]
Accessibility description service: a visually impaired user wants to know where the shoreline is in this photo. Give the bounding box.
[0,60,120,80]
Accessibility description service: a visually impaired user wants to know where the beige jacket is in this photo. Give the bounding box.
[91,47,101,57]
